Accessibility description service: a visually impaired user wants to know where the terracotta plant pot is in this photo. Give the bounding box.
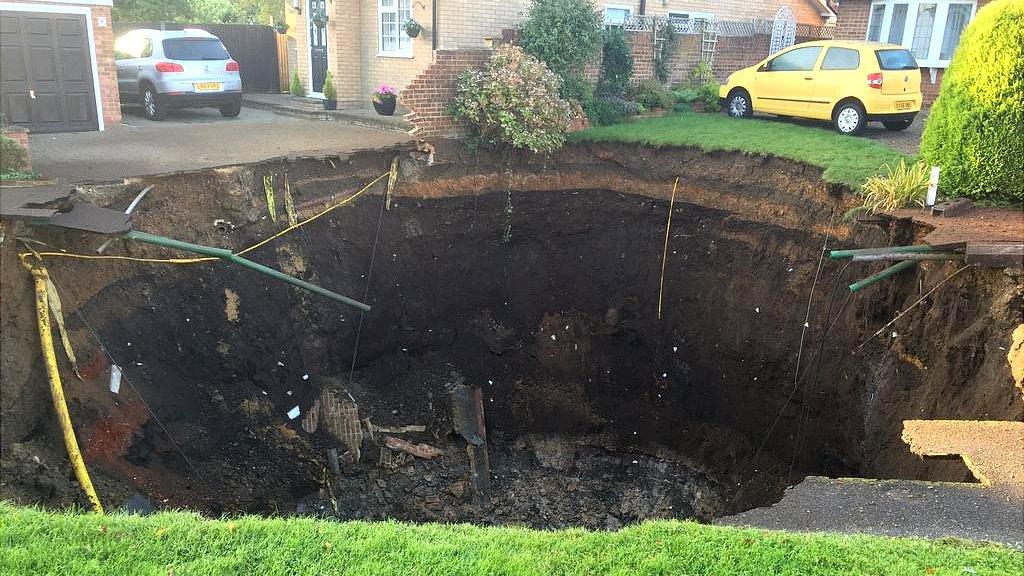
[373,97,396,116]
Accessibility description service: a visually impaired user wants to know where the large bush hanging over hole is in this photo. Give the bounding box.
[452,45,573,154]
[520,0,603,79]
[919,0,1024,202]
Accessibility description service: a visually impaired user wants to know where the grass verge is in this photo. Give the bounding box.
[1,502,1020,575]
[573,113,909,189]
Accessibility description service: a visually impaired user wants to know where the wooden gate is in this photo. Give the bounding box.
[114,22,281,93]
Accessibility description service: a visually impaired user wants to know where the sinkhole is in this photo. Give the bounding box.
[2,144,1018,529]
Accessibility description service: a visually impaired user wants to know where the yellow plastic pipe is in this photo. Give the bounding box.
[24,259,104,513]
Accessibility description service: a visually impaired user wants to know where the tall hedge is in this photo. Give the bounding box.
[519,0,602,79]
[919,0,1024,202]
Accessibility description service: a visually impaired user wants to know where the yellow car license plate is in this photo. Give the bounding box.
[194,82,222,92]
[895,100,914,111]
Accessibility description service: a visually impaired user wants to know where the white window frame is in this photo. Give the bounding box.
[603,5,632,28]
[667,11,715,24]
[377,0,413,58]
[865,0,977,68]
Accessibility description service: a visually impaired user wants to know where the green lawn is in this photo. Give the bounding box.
[1,502,1020,576]
[574,113,910,189]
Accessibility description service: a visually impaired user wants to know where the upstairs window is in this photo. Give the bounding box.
[865,1,976,67]
[604,6,631,28]
[379,0,413,56]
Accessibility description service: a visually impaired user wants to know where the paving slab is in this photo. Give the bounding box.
[717,476,1024,548]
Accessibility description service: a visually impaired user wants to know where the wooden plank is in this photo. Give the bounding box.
[965,243,1024,267]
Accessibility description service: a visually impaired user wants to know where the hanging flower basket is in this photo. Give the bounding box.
[404,19,422,38]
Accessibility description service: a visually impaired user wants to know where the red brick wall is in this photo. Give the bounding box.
[2,127,31,170]
[90,5,121,128]
[629,30,655,83]
[11,1,121,129]
[399,50,491,138]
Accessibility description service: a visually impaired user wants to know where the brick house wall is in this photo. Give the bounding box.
[834,0,991,106]
[6,0,121,129]
[602,0,832,25]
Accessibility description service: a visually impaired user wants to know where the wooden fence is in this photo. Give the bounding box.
[114,22,282,93]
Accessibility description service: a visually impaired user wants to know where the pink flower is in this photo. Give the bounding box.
[375,84,397,97]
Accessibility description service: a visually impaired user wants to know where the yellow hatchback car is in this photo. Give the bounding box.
[719,41,922,135]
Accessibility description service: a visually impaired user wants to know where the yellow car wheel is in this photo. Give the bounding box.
[726,89,753,118]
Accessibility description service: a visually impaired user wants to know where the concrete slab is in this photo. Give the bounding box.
[717,476,1024,548]
[29,106,409,184]
[902,420,1024,498]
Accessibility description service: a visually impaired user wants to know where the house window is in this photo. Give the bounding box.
[940,3,972,59]
[668,11,714,25]
[604,6,631,28]
[378,0,412,56]
[866,4,886,41]
[887,4,908,44]
[865,1,976,67]
[911,3,937,59]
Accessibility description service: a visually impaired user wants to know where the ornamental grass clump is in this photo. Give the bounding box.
[849,158,930,217]
[452,45,573,154]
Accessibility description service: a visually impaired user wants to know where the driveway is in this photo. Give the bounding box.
[29,106,410,183]
[752,110,924,155]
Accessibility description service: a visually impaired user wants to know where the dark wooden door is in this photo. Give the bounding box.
[0,11,98,133]
[308,0,328,93]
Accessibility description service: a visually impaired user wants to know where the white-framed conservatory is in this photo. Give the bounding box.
[865,0,977,68]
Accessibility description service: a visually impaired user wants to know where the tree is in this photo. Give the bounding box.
[919,0,1024,202]
[519,0,603,80]
[113,0,192,22]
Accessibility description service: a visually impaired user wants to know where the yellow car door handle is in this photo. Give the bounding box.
[803,77,813,80]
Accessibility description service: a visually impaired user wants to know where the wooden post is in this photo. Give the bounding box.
[276,33,290,93]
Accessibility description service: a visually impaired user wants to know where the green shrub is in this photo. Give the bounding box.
[849,159,930,217]
[322,70,337,101]
[919,0,1024,202]
[629,80,674,111]
[1,134,29,173]
[520,0,602,79]
[690,60,714,85]
[672,87,699,104]
[599,28,633,96]
[585,98,626,126]
[289,72,304,96]
[654,20,677,84]
[560,74,594,107]
[452,45,572,154]
[696,83,721,112]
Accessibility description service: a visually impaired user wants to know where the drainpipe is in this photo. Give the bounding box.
[432,0,438,50]
[639,0,646,16]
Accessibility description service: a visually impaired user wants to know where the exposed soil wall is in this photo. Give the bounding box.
[1,142,1020,528]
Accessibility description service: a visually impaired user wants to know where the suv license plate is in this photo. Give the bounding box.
[895,100,913,111]
[194,82,222,92]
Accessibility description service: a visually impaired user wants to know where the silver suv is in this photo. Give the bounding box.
[115,28,243,120]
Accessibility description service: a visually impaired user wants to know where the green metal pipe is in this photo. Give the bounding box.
[123,231,371,311]
[830,244,934,260]
[848,260,917,293]
[851,252,964,262]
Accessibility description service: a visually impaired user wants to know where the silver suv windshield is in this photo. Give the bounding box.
[162,38,229,61]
